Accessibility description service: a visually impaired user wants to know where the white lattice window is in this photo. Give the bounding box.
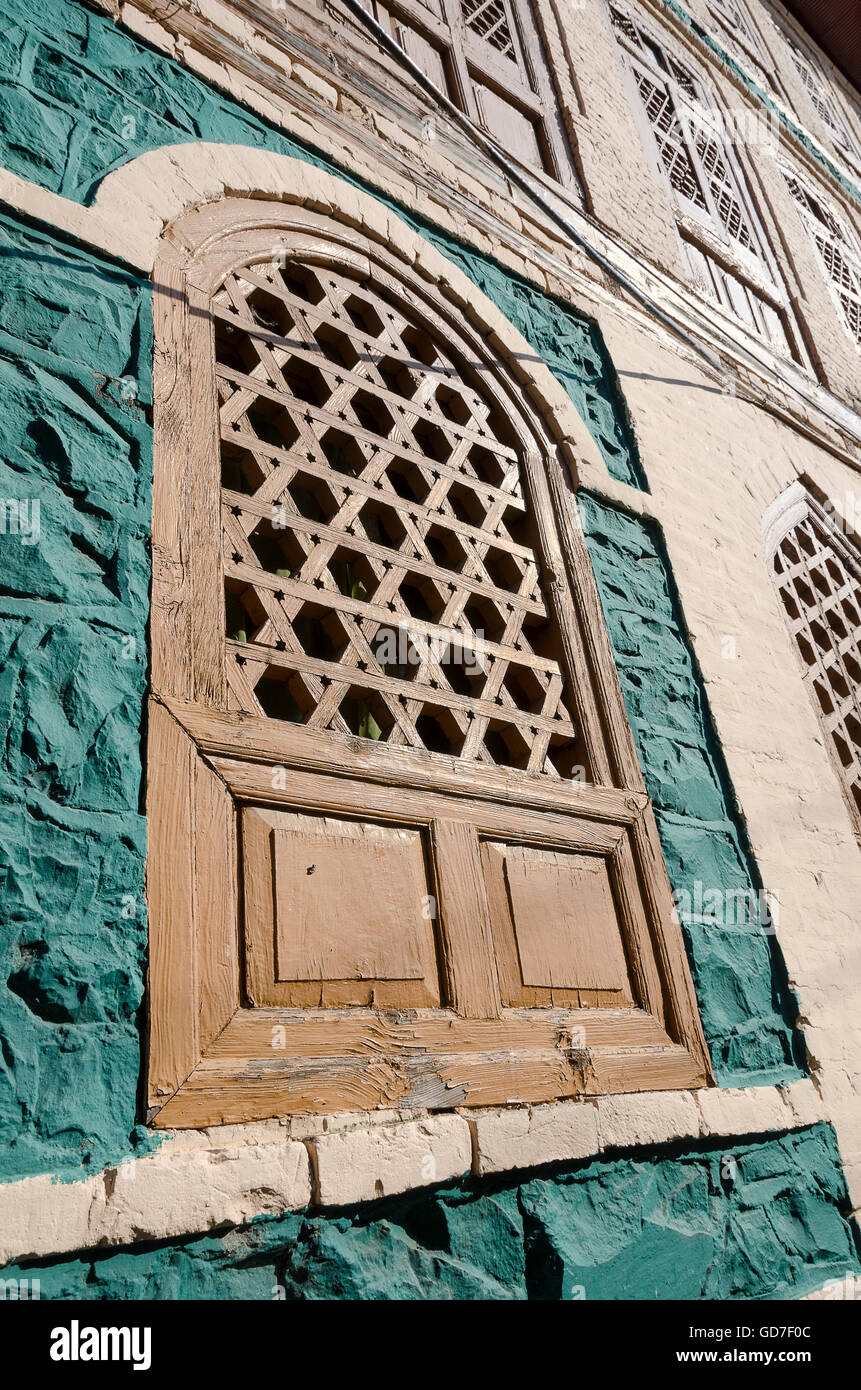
[610,5,793,353]
[765,484,861,840]
[707,0,774,93]
[369,0,578,187]
[684,239,791,354]
[610,6,763,255]
[784,33,861,169]
[781,164,861,348]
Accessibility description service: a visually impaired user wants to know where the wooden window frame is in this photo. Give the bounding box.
[146,197,711,1128]
[706,0,778,96]
[778,161,861,351]
[781,28,861,174]
[611,7,769,260]
[609,6,799,353]
[369,0,578,190]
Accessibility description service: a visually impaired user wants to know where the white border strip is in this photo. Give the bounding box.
[0,1081,827,1266]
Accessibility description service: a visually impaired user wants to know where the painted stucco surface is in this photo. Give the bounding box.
[579,495,801,1086]
[4,1124,857,1299]
[0,203,800,1190]
[0,3,801,1190]
[0,209,153,1183]
[0,0,831,1300]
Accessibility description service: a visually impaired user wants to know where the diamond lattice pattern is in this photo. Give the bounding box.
[462,0,517,61]
[774,510,861,827]
[213,258,584,778]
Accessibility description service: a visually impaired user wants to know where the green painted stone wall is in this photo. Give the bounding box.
[0,0,838,1301]
[0,0,643,488]
[579,495,801,1085]
[0,209,153,1184]
[4,1125,858,1300]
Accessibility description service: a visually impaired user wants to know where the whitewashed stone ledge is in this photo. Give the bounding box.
[312,1115,472,1206]
[0,1081,828,1267]
[0,1140,311,1268]
[471,1099,599,1176]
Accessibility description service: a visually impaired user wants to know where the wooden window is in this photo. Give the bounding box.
[766,485,861,840]
[780,164,861,349]
[611,6,760,252]
[683,239,793,356]
[783,32,861,172]
[706,0,776,94]
[147,199,710,1126]
[610,6,795,355]
[370,0,578,187]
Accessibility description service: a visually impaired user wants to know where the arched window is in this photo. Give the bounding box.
[147,198,709,1126]
[765,482,861,840]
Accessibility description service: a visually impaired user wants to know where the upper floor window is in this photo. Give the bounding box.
[765,483,861,840]
[145,197,710,1126]
[610,5,795,357]
[780,163,861,349]
[706,0,777,94]
[783,31,861,173]
[369,0,578,188]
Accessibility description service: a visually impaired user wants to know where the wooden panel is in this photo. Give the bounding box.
[243,806,440,1006]
[145,701,199,1106]
[474,84,543,170]
[194,750,240,1049]
[432,818,500,1018]
[150,1008,707,1127]
[272,812,434,982]
[502,844,630,991]
[161,694,645,825]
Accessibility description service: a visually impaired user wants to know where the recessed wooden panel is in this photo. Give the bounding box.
[273,812,432,981]
[483,840,632,1006]
[242,806,440,1007]
[504,846,629,990]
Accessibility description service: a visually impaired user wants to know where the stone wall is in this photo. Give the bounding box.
[0,0,859,1298]
[2,1124,856,1300]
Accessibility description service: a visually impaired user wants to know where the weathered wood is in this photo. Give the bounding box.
[147,202,713,1124]
[160,694,644,822]
[145,701,199,1105]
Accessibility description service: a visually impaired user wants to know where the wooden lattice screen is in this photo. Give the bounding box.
[771,495,861,836]
[213,257,584,779]
[146,201,711,1125]
[781,166,861,347]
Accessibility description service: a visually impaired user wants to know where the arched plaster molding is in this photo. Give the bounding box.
[1,142,615,488]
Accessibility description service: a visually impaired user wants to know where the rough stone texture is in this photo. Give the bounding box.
[104,1141,311,1247]
[0,208,153,1184]
[591,309,861,1212]
[0,1085,828,1268]
[698,1086,794,1139]
[312,1116,472,1206]
[598,1091,701,1150]
[0,0,857,1295]
[2,1124,856,1300]
[0,11,812,1196]
[0,0,644,486]
[0,1138,311,1264]
[780,1080,828,1129]
[580,494,802,1087]
[471,1101,600,1176]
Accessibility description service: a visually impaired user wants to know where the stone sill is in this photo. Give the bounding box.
[0,1080,826,1268]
